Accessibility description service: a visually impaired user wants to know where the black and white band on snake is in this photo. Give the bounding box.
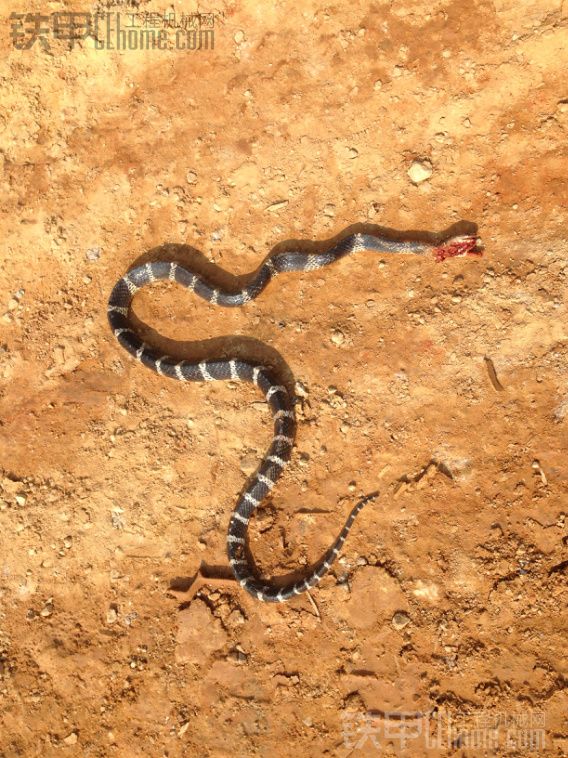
[108,230,481,602]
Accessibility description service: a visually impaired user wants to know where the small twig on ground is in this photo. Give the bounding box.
[305,589,321,620]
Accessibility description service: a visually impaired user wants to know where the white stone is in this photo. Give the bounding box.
[407,159,433,184]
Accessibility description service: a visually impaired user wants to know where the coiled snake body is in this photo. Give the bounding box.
[108,231,480,602]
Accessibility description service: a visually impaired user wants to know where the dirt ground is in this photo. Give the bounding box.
[0,0,567,755]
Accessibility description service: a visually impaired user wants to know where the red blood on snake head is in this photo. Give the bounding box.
[432,235,483,262]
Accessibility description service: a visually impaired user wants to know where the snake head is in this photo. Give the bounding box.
[432,235,483,263]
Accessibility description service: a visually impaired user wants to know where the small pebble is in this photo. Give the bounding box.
[124,612,138,626]
[227,609,245,627]
[295,380,309,398]
[407,159,433,184]
[331,329,345,345]
[86,247,101,261]
[392,611,411,630]
[178,722,190,737]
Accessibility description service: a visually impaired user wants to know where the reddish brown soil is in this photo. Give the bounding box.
[0,0,566,755]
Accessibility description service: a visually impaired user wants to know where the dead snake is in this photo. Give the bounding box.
[108,230,481,602]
